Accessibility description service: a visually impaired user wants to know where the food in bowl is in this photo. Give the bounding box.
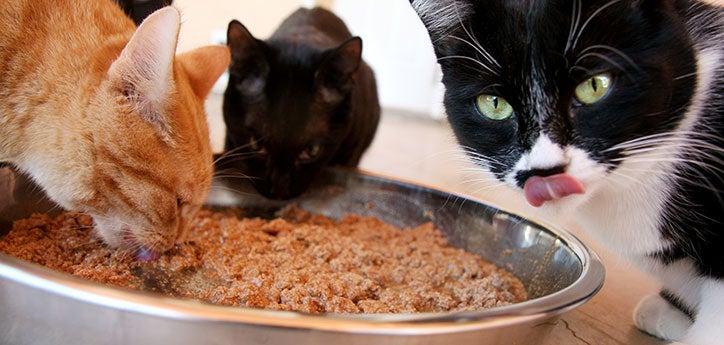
[0,207,527,314]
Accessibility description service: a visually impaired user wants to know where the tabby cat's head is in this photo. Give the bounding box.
[52,8,229,254]
[411,0,698,208]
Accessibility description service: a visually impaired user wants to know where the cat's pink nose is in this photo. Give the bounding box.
[523,174,585,207]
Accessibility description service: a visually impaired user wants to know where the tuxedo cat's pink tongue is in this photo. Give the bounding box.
[523,174,585,207]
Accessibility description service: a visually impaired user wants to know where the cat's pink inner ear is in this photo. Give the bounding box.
[109,7,180,127]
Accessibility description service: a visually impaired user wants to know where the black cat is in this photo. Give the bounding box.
[410,1,723,344]
[218,8,380,200]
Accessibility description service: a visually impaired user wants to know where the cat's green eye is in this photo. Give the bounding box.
[476,95,513,121]
[575,74,612,105]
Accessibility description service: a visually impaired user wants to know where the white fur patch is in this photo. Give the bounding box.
[504,134,567,185]
[679,280,724,345]
[634,294,692,341]
[411,0,472,38]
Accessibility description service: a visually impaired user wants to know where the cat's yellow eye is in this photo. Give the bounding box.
[476,95,513,121]
[575,74,612,105]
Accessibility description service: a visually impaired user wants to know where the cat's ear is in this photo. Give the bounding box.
[109,7,179,130]
[316,37,363,103]
[178,46,231,100]
[227,20,269,97]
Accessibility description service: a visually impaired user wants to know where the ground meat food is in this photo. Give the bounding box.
[0,207,527,314]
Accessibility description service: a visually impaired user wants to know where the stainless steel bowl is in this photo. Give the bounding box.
[0,167,604,345]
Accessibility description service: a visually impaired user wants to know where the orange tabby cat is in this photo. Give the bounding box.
[0,1,230,254]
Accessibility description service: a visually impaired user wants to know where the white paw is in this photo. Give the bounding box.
[634,294,692,341]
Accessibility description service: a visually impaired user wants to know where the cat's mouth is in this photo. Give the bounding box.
[522,174,586,207]
[92,216,167,260]
[120,226,163,262]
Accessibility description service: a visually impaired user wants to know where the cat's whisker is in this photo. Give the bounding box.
[452,2,501,70]
[212,138,267,165]
[622,149,724,167]
[569,65,594,75]
[616,166,724,195]
[674,72,698,81]
[469,182,508,196]
[437,55,497,75]
[447,36,499,75]
[570,0,624,53]
[209,185,257,197]
[612,134,724,149]
[607,170,647,187]
[574,52,632,79]
[617,146,724,168]
[578,44,643,72]
[217,151,256,160]
[564,0,583,55]
[620,142,724,156]
[612,157,724,176]
[605,130,724,152]
[212,175,260,181]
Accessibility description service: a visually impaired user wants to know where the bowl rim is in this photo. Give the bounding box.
[0,169,605,335]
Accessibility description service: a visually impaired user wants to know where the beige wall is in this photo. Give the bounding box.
[174,0,306,53]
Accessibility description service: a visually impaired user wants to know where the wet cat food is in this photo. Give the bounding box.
[0,208,527,314]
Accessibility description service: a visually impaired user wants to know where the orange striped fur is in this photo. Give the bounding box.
[0,0,230,252]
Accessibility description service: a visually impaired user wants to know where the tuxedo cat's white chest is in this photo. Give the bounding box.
[575,167,674,262]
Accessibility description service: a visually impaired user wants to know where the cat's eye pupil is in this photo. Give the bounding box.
[493,97,499,109]
[574,73,612,105]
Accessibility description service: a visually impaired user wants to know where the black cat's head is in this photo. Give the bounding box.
[222,20,363,200]
[411,0,699,208]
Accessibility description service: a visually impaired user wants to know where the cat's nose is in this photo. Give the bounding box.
[515,165,567,188]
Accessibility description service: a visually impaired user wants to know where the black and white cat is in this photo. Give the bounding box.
[410,1,722,344]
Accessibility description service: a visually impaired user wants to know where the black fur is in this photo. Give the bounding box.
[218,8,380,200]
[113,0,172,25]
[661,289,696,320]
[650,1,724,281]
[411,0,722,280]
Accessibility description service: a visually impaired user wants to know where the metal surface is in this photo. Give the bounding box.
[0,167,605,345]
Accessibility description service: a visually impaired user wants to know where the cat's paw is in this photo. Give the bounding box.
[634,294,692,341]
